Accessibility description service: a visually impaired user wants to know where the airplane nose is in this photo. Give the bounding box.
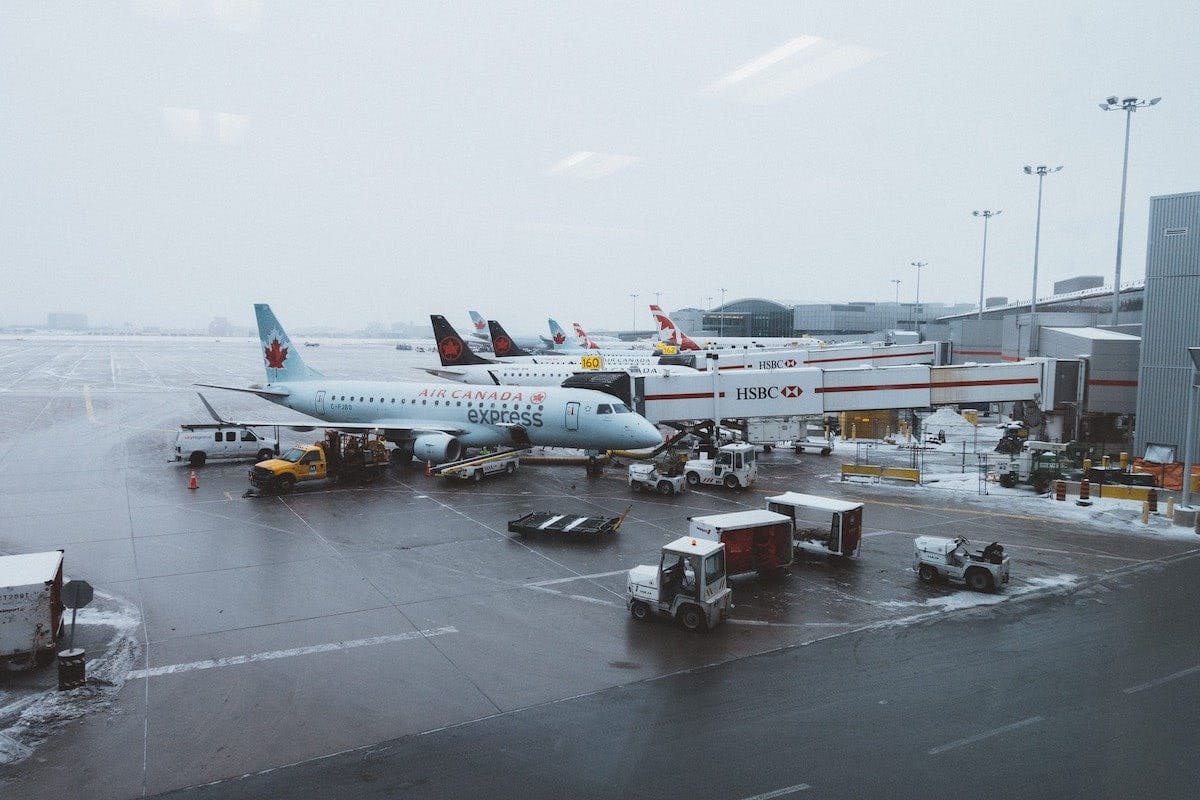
[630,419,663,448]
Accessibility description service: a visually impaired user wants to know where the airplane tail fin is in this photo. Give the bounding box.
[431,315,494,366]
[254,304,324,383]
[572,322,599,349]
[468,310,487,335]
[648,305,700,350]
[548,319,569,347]
[487,320,534,358]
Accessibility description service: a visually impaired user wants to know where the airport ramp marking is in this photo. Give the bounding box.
[126,626,457,680]
[1123,664,1200,695]
[928,715,1044,754]
[738,783,811,799]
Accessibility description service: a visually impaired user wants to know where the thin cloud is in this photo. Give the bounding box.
[707,35,883,104]
[549,151,639,180]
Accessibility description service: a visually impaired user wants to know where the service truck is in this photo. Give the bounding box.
[0,550,65,667]
[765,492,864,558]
[173,425,277,467]
[249,431,389,494]
[687,510,794,577]
[627,537,732,631]
[683,442,757,490]
[994,439,1068,493]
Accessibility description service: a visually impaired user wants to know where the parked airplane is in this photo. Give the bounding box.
[197,305,663,463]
[470,310,548,352]
[466,310,490,341]
[429,316,680,376]
[650,304,822,350]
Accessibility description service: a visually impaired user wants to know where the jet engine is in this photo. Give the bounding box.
[412,433,462,463]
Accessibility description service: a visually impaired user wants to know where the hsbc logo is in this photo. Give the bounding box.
[735,385,805,401]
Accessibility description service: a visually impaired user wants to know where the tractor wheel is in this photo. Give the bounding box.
[918,564,938,583]
[473,470,483,483]
[724,474,739,490]
[999,472,1017,488]
[630,601,650,621]
[657,481,673,496]
[686,472,700,486]
[965,568,995,593]
[1032,477,1051,494]
[189,451,206,468]
[679,605,707,632]
[505,461,516,475]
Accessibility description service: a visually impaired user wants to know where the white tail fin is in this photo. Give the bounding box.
[254,304,324,383]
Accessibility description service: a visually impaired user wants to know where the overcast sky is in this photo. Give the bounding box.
[3,1,1197,333]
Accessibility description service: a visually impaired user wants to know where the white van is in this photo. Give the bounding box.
[172,426,278,467]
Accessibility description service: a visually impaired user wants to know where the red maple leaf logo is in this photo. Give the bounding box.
[553,332,565,344]
[438,336,463,361]
[530,392,546,404]
[264,338,288,369]
[494,335,512,355]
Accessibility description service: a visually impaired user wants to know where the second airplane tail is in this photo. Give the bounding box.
[487,320,534,358]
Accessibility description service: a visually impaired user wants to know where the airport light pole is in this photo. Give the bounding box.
[719,287,727,335]
[1182,347,1200,510]
[972,210,1001,320]
[630,293,638,331]
[1099,95,1160,326]
[891,278,901,331]
[1023,165,1061,314]
[910,261,926,341]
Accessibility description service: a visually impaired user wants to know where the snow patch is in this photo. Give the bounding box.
[0,591,142,766]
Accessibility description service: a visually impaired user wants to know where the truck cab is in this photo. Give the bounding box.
[684,442,757,490]
[627,537,732,630]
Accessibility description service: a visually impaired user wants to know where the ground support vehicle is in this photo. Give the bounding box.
[994,438,1068,493]
[173,424,277,467]
[684,442,757,490]
[628,463,686,495]
[435,449,523,482]
[687,510,793,577]
[627,537,732,631]
[0,550,65,668]
[507,507,629,540]
[765,492,865,558]
[248,431,389,494]
[744,417,833,455]
[914,536,1009,592]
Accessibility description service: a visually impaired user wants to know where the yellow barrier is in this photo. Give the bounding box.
[881,467,921,483]
[1097,484,1154,502]
[840,464,882,481]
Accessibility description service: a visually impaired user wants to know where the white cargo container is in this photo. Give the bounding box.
[0,550,65,665]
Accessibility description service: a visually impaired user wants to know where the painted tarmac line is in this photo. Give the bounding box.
[83,385,95,421]
[728,619,855,628]
[928,715,1044,754]
[1123,664,1200,695]
[126,626,457,679]
[738,783,811,799]
[529,569,627,587]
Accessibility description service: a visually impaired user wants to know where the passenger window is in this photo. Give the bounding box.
[225,432,236,442]
[596,404,612,414]
[213,432,222,443]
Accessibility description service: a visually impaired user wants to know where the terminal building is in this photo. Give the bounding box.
[663,189,1199,462]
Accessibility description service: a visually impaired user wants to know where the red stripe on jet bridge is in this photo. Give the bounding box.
[955,349,1003,357]
[1088,379,1138,387]
[645,391,726,401]
[1000,356,1022,362]
[717,365,747,370]
[803,351,931,364]
[816,377,1038,393]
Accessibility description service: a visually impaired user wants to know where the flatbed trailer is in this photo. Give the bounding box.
[507,507,629,539]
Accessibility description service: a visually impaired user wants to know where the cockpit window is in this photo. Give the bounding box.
[596,404,612,414]
[612,403,631,413]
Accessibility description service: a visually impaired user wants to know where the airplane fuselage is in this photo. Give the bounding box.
[264,378,662,450]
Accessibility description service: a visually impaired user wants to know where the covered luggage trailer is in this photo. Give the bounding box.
[766,492,865,558]
[0,549,65,666]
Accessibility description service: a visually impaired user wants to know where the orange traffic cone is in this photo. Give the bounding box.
[425,460,433,477]
[188,470,198,490]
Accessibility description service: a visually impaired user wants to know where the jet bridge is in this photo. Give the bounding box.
[566,359,1078,426]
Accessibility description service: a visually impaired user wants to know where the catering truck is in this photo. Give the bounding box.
[687,510,794,577]
[0,550,65,667]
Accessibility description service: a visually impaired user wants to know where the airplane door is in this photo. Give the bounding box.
[316,390,325,415]
[565,401,579,431]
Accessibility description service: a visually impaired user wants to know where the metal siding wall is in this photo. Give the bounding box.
[1134,192,1200,455]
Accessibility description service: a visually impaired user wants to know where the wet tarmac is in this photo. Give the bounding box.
[0,335,1195,798]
